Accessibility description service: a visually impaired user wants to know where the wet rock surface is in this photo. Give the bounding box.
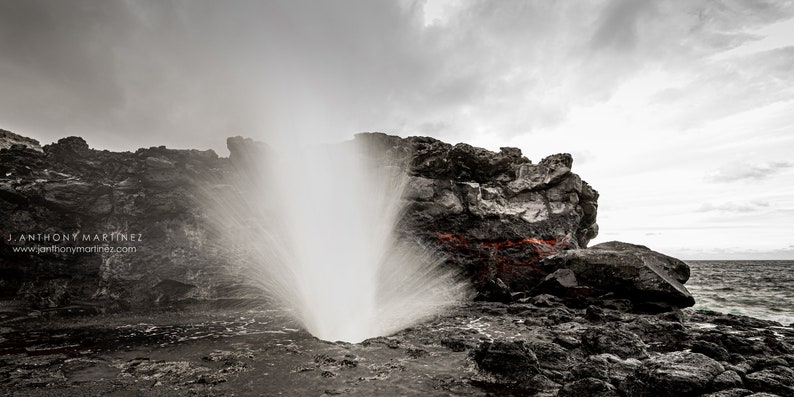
[619,351,725,396]
[1,300,792,396]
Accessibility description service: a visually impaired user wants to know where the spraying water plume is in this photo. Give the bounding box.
[210,136,470,342]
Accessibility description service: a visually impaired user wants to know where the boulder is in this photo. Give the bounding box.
[559,378,620,397]
[537,241,695,311]
[625,316,691,352]
[692,340,732,362]
[744,366,794,396]
[582,324,649,359]
[470,339,539,384]
[712,370,744,390]
[533,268,591,298]
[620,351,725,397]
[569,351,653,385]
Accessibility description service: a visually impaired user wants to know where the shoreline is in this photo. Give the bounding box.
[2,299,792,396]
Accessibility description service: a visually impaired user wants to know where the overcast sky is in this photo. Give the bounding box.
[1,0,793,259]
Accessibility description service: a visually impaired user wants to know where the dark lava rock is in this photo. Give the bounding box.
[529,340,572,371]
[744,366,794,396]
[553,333,582,349]
[18,279,71,308]
[712,313,784,329]
[440,337,473,352]
[368,132,599,297]
[693,339,733,362]
[712,370,745,390]
[582,324,648,359]
[703,389,755,397]
[571,353,643,385]
[1,131,227,310]
[625,316,691,352]
[620,351,725,397]
[0,128,42,151]
[584,305,623,323]
[533,268,593,298]
[538,241,695,311]
[527,340,573,383]
[1,291,792,396]
[150,279,198,303]
[751,356,792,371]
[559,377,620,397]
[1,130,604,308]
[529,293,565,308]
[698,330,774,357]
[475,278,513,303]
[572,355,611,380]
[470,339,539,384]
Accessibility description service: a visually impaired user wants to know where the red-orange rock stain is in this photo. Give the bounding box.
[436,232,574,283]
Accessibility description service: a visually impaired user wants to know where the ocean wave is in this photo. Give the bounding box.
[687,260,794,326]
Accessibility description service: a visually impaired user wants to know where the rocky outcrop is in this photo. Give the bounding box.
[2,297,790,396]
[620,351,726,396]
[0,129,42,152]
[1,129,702,315]
[352,133,599,298]
[532,241,696,311]
[470,339,540,384]
[0,130,607,309]
[459,301,794,397]
[0,134,230,310]
[2,130,790,397]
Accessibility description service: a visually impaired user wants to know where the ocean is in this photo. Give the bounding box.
[686,260,794,326]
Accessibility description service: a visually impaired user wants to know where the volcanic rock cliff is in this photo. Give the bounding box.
[0,130,692,313]
[0,132,229,310]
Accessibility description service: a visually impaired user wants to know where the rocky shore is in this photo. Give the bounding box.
[1,129,602,309]
[1,129,792,396]
[0,299,791,396]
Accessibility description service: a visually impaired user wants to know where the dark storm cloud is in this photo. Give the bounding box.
[0,0,436,152]
[590,0,655,52]
[1,0,629,149]
[1,0,793,154]
[707,161,793,182]
[0,0,248,151]
[0,2,133,127]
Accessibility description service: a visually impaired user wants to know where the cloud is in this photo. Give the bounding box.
[0,0,434,151]
[676,246,794,260]
[697,200,771,213]
[706,161,793,182]
[590,0,656,53]
[647,46,794,132]
[2,0,793,154]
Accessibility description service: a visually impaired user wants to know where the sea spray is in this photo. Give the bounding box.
[210,137,471,342]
